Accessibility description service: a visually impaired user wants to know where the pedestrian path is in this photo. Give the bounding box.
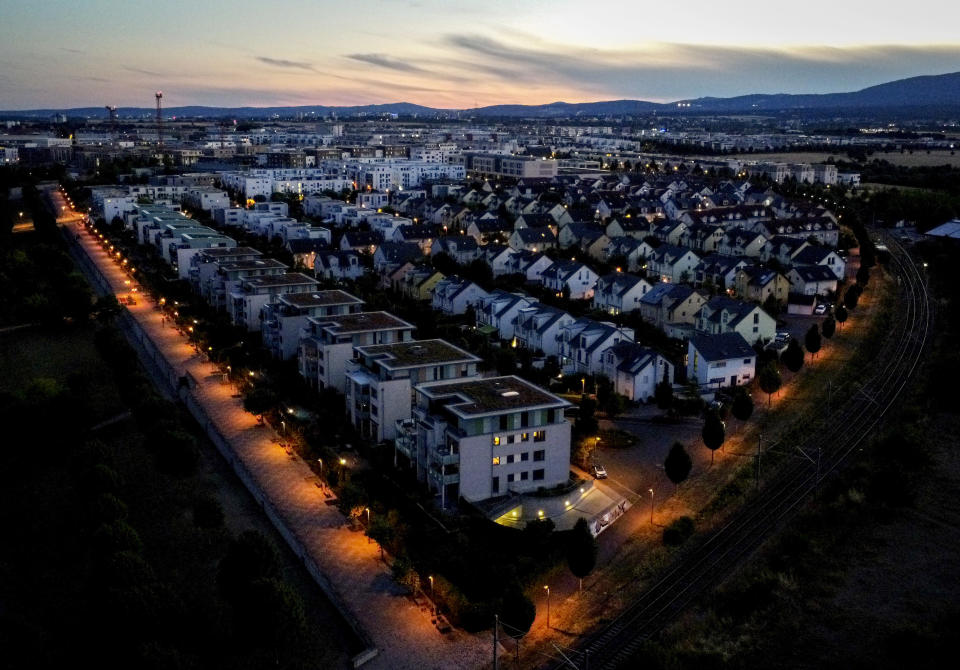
[69,222,494,670]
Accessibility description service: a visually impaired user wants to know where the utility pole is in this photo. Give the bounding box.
[755,432,762,489]
[493,614,498,670]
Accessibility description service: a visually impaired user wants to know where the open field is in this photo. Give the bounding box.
[728,149,959,168]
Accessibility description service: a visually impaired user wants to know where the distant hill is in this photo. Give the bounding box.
[3,71,960,119]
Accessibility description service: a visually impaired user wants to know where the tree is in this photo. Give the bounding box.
[758,362,783,407]
[844,285,861,310]
[782,338,805,373]
[664,442,693,487]
[822,316,836,339]
[499,584,535,639]
[575,396,598,436]
[654,373,673,411]
[702,411,726,465]
[243,386,277,424]
[566,518,598,593]
[835,304,848,330]
[856,265,871,287]
[731,390,754,423]
[217,531,280,603]
[804,323,822,359]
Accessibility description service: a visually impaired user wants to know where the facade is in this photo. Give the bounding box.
[394,376,571,505]
[686,332,757,389]
[298,311,415,392]
[638,283,706,337]
[694,296,776,345]
[513,305,575,357]
[786,265,839,296]
[260,290,364,360]
[592,272,652,315]
[345,339,481,442]
[476,290,539,341]
[734,266,790,305]
[431,277,489,315]
[558,319,635,375]
[539,260,599,300]
[228,272,318,332]
[602,342,675,402]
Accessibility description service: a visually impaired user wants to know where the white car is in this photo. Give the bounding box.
[591,464,608,479]
[814,303,828,315]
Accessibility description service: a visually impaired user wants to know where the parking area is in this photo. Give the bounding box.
[779,311,830,343]
[589,404,709,501]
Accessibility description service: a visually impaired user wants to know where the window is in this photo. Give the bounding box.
[492,476,499,493]
[492,456,500,466]
[506,454,515,464]
[743,358,752,364]
[493,436,501,446]
[753,313,759,324]
[521,412,529,427]
[520,471,529,481]
[521,452,529,462]
[534,431,546,442]
[533,469,545,481]
[507,473,515,483]
[499,415,508,430]
[507,434,515,444]
[534,450,545,462]
[521,432,529,442]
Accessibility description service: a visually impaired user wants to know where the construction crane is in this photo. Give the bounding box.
[105,105,118,139]
[155,91,164,149]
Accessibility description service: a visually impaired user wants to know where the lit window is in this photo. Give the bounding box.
[493,436,501,446]
[492,457,500,466]
[521,433,529,442]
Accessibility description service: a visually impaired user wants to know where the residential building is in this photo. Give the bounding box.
[513,305,576,357]
[298,311,416,392]
[734,266,790,305]
[638,283,706,338]
[686,333,757,390]
[476,290,539,341]
[694,296,776,345]
[592,272,652,315]
[646,244,701,283]
[229,272,318,331]
[786,265,839,296]
[314,250,364,281]
[345,339,481,442]
[558,319,635,375]
[431,276,489,315]
[394,376,570,504]
[261,290,364,360]
[601,342,675,402]
[540,260,599,300]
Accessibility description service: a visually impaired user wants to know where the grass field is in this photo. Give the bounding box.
[729,149,959,167]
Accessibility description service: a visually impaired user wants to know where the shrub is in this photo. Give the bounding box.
[662,516,695,546]
[192,496,225,529]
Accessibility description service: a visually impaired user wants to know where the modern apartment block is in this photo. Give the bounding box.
[228,272,319,332]
[202,257,288,311]
[298,311,415,392]
[345,339,481,442]
[261,289,365,360]
[394,376,571,505]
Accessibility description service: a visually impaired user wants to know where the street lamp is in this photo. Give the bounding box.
[365,507,370,525]
[317,458,323,480]
[428,575,434,599]
[581,377,586,395]
[544,585,551,628]
[648,488,655,524]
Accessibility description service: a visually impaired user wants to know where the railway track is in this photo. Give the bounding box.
[547,236,931,670]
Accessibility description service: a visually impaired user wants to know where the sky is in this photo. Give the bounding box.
[2,0,960,110]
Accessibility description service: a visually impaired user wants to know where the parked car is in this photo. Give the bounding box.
[814,303,828,315]
[590,464,608,479]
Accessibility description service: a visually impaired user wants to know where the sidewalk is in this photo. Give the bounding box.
[70,222,493,670]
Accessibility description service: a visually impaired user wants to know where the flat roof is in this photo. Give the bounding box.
[244,272,317,288]
[201,246,261,257]
[313,311,414,334]
[418,375,569,416]
[219,258,287,271]
[280,290,364,307]
[356,338,480,369]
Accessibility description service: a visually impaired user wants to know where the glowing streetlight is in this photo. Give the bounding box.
[649,488,655,524]
[544,585,551,628]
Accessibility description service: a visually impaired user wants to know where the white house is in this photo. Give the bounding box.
[431,277,489,315]
[513,305,576,357]
[558,319,635,375]
[686,332,756,390]
[786,265,838,297]
[539,260,599,300]
[646,244,701,283]
[601,342,675,402]
[694,296,776,345]
[476,290,539,341]
[592,272,652,315]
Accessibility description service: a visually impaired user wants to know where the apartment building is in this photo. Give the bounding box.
[229,272,319,332]
[394,376,571,505]
[298,312,415,392]
[345,339,481,442]
[261,290,364,360]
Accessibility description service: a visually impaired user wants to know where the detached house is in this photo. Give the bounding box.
[786,265,838,297]
[695,254,748,292]
[639,283,706,338]
[647,244,701,283]
[791,245,846,280]
[476,290,539,341]
[558,319,635,375]
[602,342,675,402]
[431,276,489,315]
[540,260,599,300]
[716,229,769,258]
[694,296,775,345]
[431,236,481,265]
[314,250,363,281]
[734,266,790,305]
[687,332,756,390]
[513,305,575,357]
[509,226,557,252]
[592,272,652,315]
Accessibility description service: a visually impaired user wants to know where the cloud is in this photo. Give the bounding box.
[442,33,960,101]
[256,56,316,71]
[346,53,427,73]
[123,66,163,77]
[59,47,84,54]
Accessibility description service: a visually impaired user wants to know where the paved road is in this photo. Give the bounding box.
[69,221,494,670]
